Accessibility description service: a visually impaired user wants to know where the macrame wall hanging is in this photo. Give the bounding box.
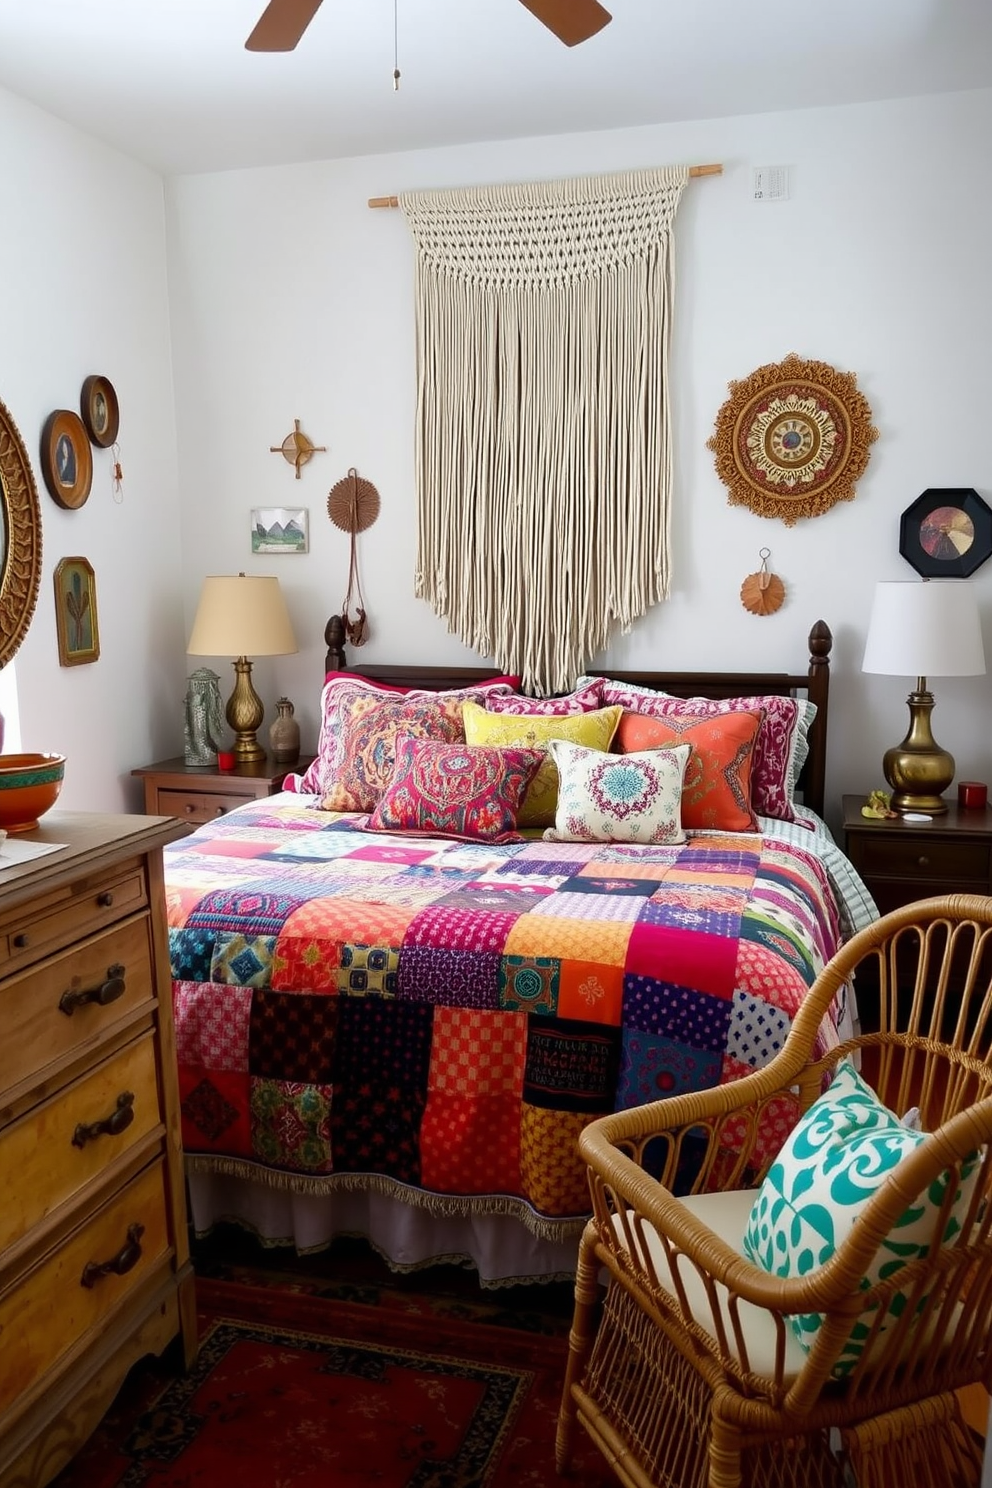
[399,166,688,695]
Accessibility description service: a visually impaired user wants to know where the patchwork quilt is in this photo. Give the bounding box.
[165,797,845,1230]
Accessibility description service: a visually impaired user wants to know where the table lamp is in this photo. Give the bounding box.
[187,573,298,763]
[861,579,985,814]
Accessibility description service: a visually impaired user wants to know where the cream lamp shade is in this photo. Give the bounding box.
[861,579,985,814]
[188,574,298,763]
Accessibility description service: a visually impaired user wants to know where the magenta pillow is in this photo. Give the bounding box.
[296,673,519,796]
[365,736,545,843]
[582,676,816,824]
[484,679,605,716]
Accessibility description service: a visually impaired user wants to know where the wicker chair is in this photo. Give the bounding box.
[556,894,992,1488]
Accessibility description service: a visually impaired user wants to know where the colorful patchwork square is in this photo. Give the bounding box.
[210,933,276,988]
[499,955,560,1014]
[187,889,304,937]
[726,990,793,1068]
[336,942,400,996]
[420,1091,522,1194]
[179,1069,250,1156]
[398,946,502,1008]
[617,1031,722,1107]
[250,1077,333,1174]
[248,990,338,1082]
[625,920,738,1000]
[520,1104,594,1216]
[523,1017,621,1112]
[622,977,734,1051]
[174,981,252,1072]
[428,1007,528,1095]
[170,925,215,983]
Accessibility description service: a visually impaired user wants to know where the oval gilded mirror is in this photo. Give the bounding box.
[0,397,43,668]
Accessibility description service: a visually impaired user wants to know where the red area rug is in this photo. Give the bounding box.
[53,1276,612,1487]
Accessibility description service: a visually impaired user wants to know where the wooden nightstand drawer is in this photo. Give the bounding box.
[0,915,155,1100]
[0,1159,169,1417]
[0,1033,162,1256]
[852,834,991,884]
[156,787,254,822]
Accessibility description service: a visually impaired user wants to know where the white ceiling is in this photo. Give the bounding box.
[0,0,990,177]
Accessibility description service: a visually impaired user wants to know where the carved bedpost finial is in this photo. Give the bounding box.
[325,613,347,674]
[808,620,832,670]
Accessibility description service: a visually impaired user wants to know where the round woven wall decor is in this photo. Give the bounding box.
[707,354,878,524]
[327,468,380,533]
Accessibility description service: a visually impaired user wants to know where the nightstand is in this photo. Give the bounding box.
[842,794,992,914]
[131,755,314,827]
[842,794,992,1035]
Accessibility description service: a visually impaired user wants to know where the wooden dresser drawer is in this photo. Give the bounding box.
[0,862,148,975]
[0,1034,162,1256]
[156,788,254,823]
[0,1160,170,1416]
[852,835,991,885]
[0,915,155,1099]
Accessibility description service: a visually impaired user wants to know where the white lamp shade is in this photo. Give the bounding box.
[862,580,985,678]
[188,574,298,658]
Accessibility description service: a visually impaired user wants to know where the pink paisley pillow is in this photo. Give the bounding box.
[484,679,605,716]
[294,673,518,796]
[366,736,544,843]
[583,676,816,824]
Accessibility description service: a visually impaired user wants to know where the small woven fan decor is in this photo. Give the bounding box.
[708,353,878,524]
[327,468,380,533]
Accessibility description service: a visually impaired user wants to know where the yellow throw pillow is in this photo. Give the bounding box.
[462,701,623,827]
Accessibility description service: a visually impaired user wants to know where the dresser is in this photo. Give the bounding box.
[0,812,196,1488]
[131,755,314,828]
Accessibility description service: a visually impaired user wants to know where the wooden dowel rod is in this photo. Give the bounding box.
[367,163,722,208]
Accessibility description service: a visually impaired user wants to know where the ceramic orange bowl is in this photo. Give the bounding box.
[0,753,66,831]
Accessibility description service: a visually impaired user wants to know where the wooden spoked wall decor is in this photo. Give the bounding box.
[270,419,326,479]
[327,467,380,648]
[708,354,878,525]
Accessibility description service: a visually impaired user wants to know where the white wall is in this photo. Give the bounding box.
[165,86,992,836]
[0,85,186,812]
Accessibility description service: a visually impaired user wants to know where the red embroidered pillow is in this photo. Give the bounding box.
[365,736,544,843]
[616,709,762,832]
[296,673,518,797]
[485,679,605,716]
[587,676,815,823]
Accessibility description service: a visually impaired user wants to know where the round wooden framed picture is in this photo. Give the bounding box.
[40,409,93,510]
[899,487,992,578]
[80,374,120,447]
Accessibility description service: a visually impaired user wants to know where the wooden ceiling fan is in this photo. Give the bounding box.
[245,0,612,53]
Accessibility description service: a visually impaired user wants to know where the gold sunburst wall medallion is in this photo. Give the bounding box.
[707,354,878,524]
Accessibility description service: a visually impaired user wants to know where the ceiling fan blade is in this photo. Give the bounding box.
[245,0,324,52]
[517,0,612,46]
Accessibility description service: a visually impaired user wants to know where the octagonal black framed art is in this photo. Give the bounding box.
[899,487,992,578]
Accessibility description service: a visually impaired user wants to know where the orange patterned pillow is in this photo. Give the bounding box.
[320,693,468,812]
[615,709,762,832]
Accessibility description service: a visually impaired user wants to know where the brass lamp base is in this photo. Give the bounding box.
[225,656,267,764]
[882,686,953,815]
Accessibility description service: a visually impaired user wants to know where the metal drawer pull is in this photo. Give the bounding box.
[97,890,114,907]
[215,806,226,816]
[184,804,196,814]
[917,855,931,867]
[59,963,126,1016]
[80,1222,145,1288]
[13,932,28,949]
[72,1091,135,1148]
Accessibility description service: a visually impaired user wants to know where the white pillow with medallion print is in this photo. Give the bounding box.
[542,739,691,845]
[742,1059,981,1377]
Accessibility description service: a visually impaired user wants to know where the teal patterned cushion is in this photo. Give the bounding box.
[742,1060,980,1375]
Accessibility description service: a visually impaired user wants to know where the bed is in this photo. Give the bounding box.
[166,618,877,1284]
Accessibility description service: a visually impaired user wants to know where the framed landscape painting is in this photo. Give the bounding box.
[251,506,308,554]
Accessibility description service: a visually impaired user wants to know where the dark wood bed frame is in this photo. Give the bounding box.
[322,616,833,821]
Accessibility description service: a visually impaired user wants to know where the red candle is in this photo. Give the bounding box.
[958,780,987,810]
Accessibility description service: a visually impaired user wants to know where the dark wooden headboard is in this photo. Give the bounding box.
[322,615,833,820]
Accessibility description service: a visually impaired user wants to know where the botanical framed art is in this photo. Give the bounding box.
[251,506,309,554]
[707,353,878,524]
[899,488,992,578]
[54,556,100,666]
[80,374,120,447]
[40,410,93,510]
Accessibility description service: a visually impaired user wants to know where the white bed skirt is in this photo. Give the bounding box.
[187,1172,583,1288]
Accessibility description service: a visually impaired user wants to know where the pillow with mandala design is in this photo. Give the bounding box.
[365,736,544,843]
[581,675,815,824]
[615,709,761,832]
[296,673,519,800]
[543,738,692,845]
[462,701,623,828]
[318,693,472,812]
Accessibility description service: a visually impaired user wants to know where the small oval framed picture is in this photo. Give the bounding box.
[80,373,120,448]
[40,410,93,510]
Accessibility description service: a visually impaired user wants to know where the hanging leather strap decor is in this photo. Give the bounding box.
[327,467,380,647]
